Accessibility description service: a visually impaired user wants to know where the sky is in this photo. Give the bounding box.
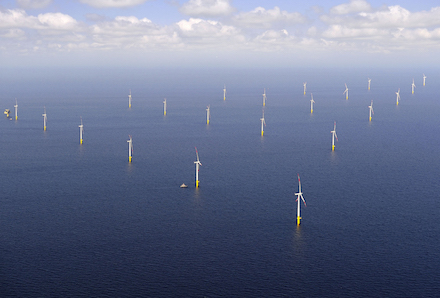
[1,0,440,68]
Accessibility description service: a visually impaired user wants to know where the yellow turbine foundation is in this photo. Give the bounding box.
[80,139,83,144]
[311,109,313,114]
[15,116,18,120]
[261,131,264,137]
[129,104,131,108]
[129,156,132,163]
[207,119,209,125]
[332,145,335,151]
[397,101,399,106]
[196,180,199,188]
[369,116,372,122]
[164,111,166,116]
[44,126,46,131]
[297,216,301,226]
[263,102,265,106]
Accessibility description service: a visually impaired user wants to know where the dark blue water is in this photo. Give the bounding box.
[1,67,439,297]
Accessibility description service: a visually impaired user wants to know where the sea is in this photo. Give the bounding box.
[0,67,439,297]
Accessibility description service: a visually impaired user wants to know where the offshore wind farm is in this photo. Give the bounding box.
[0,67,439,297]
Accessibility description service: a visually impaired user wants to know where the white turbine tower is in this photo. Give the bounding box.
[368,78,371,90]
[206,105,210,125]
[303,82,307,95]
[163,98,167,116]
[194,147,202,188]
[411,79,416,94]
[14,99,18,120]
[262,88,267,107]
[79,117,84,144]
[128,89,132,108]
[423,74,427,86]
[223,84,226,101]
[343,84,349,100]
[260,109,266,136]
[396,88,400,105]
[331,121,338,151]
[310,93,315,114]
[295,174,307,226]
[368,100,374,121]
[42,107,47,131]
[127,135,133,163]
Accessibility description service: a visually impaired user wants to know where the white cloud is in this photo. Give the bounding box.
[233,6,307,28]
[358,6,440,28]
[0,28,26,38]
[91,16,180,49]
[176,18,244,45]
[79,0,148,8]
[91,16,155,36]
[330,0,372,15]
[322,25,389,39]
[177,18,235,36]
[16,0,52,9]
[180,0,235,17]
[0,8,38,29]
[38,13,79,30]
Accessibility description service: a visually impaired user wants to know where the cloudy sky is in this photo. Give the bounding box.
[1,0,439,68]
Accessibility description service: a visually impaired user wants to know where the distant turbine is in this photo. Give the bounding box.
[206,105,210,125]
[368,100,374,121]
[295,174,307,226]
[79,117,84,144]
[396,88,400,105]
[194,147,202,188]
[14,99,18,120]
[423,74,427,86]
[127,135,133,163]
[260,109,266,136]
[368,78,371,90]
[331,121,338,151]
[262,88,267,107]
[310,93,315,114]
[223,84,226,101]
[343,84,349,100]
[128,89,132,108]
[303,82,307,95]
[411,79,416,94]
[163,98,167,116]
[42,107,47,131]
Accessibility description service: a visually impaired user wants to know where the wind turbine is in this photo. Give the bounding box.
[331,121,338,151]
[42,107,47,131]
[303,82,307,95]
[128,89,132,108]
[260,109,266,136]
[310,93,315,114]
[262,88,267,107]
[127,135,133,163]
[411,79,416,94]
[14,99,18,120]
[206,105,210,125]
[79,117,84,144]
[368,100,374,121]
[163,98,167,116]
[223,84,226,101]
[423,74,427,86]
[343,84,349,100]
[194,147,202,188]
[295,174,307,226]
[368,78,371,90]
[396,88,400,105]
